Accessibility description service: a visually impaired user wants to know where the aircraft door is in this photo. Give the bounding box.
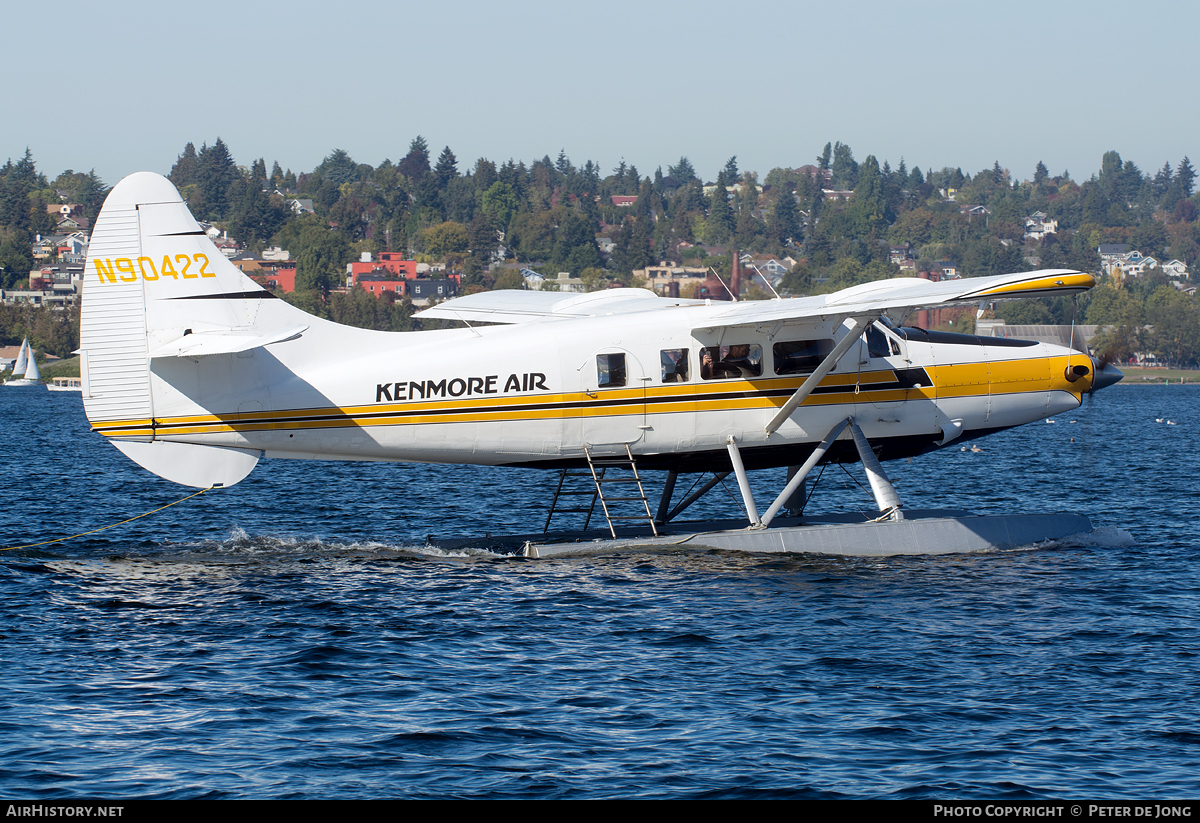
[862,322,916,410]
[856,322,937,442]
[568,347,649,449]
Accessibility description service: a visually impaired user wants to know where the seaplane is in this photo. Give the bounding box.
[78,172,1122,557]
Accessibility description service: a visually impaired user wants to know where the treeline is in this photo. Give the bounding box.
[4,138,1200,365]
[0,302,79,358]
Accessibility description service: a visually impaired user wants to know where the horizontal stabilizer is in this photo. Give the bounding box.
[113,440,261,488]
[148,325,308,358]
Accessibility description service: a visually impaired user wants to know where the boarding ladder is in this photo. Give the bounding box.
[543,445,660,539]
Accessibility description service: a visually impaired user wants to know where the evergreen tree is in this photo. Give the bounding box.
[581,160,600,192]
[612,217,653,275]
[626,164,640,190]
[555,149,574,177]
[1177,157,1196,198]
[169,142,199,186]
[398,136,431,182]
[709,177,735,243]
[830,142,858,189]
[315,148,358,185]
[768,186,800,245]
[1034,161,1049,185]
[850,155,888,236]
[817,143,832,170]
[667,156,696,183]
[434,146,458,191]
[250,158,268,187]
[76,170,109,220]
[195,138,239,220]
[1153,162,1174,199]
[0,238,34,290]
[472,158,498,191]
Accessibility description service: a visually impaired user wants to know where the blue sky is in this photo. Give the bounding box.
[8,0,1195,188]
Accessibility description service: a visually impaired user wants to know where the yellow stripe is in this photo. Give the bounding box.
[91,358,1083,438]
[969,272,1094,298]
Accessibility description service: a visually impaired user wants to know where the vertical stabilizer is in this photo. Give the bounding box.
[80,174,160,434]
[80,172,283,486]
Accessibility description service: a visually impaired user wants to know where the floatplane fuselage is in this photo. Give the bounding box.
[80,173,1115,515]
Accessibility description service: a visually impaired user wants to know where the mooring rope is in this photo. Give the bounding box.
[1,486,216,552]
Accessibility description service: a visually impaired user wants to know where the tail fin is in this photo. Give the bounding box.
[81,172,309,488]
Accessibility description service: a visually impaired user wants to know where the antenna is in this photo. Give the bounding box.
[708,266,738,302]
[747,262,783,300]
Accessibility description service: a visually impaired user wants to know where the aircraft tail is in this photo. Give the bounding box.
[80,172,310,488]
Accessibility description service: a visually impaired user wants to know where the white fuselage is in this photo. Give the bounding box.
[100,303,1088,473]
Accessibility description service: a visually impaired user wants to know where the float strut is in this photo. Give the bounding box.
[656,470,678,523]
[726,436,762,528]
[849,420,904,521]
[760,417,852,528]
[663,471,731,523]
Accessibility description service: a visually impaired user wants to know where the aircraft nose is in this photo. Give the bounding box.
[1090,358,1124,392]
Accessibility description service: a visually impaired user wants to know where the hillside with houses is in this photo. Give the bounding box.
[2,140,1199,368]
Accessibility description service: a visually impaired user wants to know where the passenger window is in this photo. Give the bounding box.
[661,348,689,383]
[773,339,834,374]
[700,344,763,380]
[597,353,626,388]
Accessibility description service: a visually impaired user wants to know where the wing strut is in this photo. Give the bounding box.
[763,315,872,435]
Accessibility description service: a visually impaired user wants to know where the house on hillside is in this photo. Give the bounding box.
[1024,211,1058,240]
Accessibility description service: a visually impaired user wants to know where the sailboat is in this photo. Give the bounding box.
[8,338,28,376]
[4,339,40,387]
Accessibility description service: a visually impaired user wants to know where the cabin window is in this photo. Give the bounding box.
[700,344,763,380]
[865,323,900,358]
[597,353,626,388]
[773,339,834,375]
[661,348,689,383]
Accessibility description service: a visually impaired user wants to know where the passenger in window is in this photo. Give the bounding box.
[723,344,761,378]
[661,349,688,383]
[701,345,763,379]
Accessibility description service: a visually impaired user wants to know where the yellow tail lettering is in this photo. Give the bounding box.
[94,259,118,284]
[115,258,137,282]
[137,256,159,281]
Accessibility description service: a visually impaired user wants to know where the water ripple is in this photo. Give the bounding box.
[1,387,1199,797]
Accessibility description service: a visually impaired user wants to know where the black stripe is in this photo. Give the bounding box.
[138,372,938,433]
[157,230,207,236]
[167,291,278,300]
[897,327,1037,348]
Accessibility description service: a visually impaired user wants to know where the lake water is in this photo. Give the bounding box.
[1,384,1197,799]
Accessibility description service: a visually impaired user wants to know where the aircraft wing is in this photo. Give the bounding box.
[414,269,1093,327]
[702,269,1094,327]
